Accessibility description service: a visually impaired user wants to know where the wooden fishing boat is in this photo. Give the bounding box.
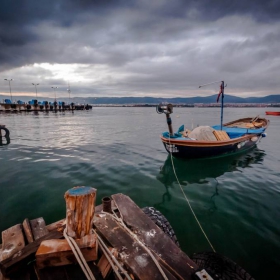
[266,111,280,116]
[159,115,269,158]
[157,81,269,159]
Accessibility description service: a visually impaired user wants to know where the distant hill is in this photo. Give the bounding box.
[1,94,280,104]
[72,95,280,104]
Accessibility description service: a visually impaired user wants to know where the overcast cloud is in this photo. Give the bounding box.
[0,0,280,99]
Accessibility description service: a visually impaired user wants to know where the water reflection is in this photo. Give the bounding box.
[155,148,266,208]
[158,148,265,186]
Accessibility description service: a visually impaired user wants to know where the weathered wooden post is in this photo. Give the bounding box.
[64,186,97,238]
[36,186,97,268]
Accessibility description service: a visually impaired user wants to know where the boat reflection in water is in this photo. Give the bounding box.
[156,148,265,209]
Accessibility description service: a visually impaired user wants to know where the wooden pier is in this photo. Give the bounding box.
[0,186,206,280]
[0,102,92,112]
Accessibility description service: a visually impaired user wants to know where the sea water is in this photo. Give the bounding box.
[0,107,279,279]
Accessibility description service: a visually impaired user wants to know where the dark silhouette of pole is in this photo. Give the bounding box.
[67,81,71,103]
[51,86,58,100]
[32,83,39,98]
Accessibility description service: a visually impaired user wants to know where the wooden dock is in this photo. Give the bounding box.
[0,187,205,280]
[0,102,92,112]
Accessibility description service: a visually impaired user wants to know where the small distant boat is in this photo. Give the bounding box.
[157,81,270,159]
[266,111,280,116]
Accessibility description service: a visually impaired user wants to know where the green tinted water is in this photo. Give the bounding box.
[0,107,279,279]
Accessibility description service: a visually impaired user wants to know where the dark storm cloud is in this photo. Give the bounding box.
[0,0,280,97]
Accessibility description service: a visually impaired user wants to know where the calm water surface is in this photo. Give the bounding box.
[0,107,280,279]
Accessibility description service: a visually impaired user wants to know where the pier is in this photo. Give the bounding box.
[0,187,200,280]
[0,99,92,112]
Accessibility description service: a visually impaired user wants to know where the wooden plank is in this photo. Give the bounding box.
[0,230,63,277]
[36,233,97,268]
[94,214,176,280]
[46,219,65,232]
[97,247,117,279]
[30,218,49,240]
[22,219,34,244]
[35,262,100,280]
[34,265,68,280]
[112,193,198,280]
[0,270,9,280]
[0,224,25,262]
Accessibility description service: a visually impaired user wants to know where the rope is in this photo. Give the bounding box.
[168,135,216,252]
[63,229,96,280]
[94,229,131,280]
[63,214,166,279]
[107,211,169,280]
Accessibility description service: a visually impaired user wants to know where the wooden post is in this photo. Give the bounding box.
[64,186,96,239]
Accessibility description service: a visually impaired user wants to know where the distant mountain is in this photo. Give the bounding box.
[72,95,280,104]
[1,94,280,104]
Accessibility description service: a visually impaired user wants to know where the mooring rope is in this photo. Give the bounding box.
[168,135,216,252]
[93,229,131,280]
[106,211,169,280]
[63,228,96,280]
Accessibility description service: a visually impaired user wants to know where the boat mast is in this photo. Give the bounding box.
[220,81,224,130]
[199,80,225,131]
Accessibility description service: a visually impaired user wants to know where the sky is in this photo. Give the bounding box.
[0,0,280,99]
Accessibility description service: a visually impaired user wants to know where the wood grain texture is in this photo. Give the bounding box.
[97,247,117,279]
[36,234,97,268]
[22,219,34,244]
[45,219,65,232]
[112,193,198,280]
[0,230,63,277]
[95,214,176,280]
[64,187,96,238]
[30,218,49,241]
[0,224,25,262]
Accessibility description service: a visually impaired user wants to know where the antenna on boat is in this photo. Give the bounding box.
[156,103,174,136]
[199,80,225,131]
[198,81,222,88]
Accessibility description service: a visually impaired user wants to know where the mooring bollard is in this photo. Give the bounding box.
[64,186,97,239]
[102,196,112,213]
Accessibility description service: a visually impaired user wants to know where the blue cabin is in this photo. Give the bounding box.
[17,100,25,105]
[28,99,38,105]
[4,99,12,104]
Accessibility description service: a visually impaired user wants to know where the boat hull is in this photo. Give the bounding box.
[161,134,261,159]
[266,111,280,116]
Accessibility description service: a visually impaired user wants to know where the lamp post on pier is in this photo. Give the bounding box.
[67,88,71,104]
[51,86,58,100]
[4,79,13,102]
[32,83,39,98]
